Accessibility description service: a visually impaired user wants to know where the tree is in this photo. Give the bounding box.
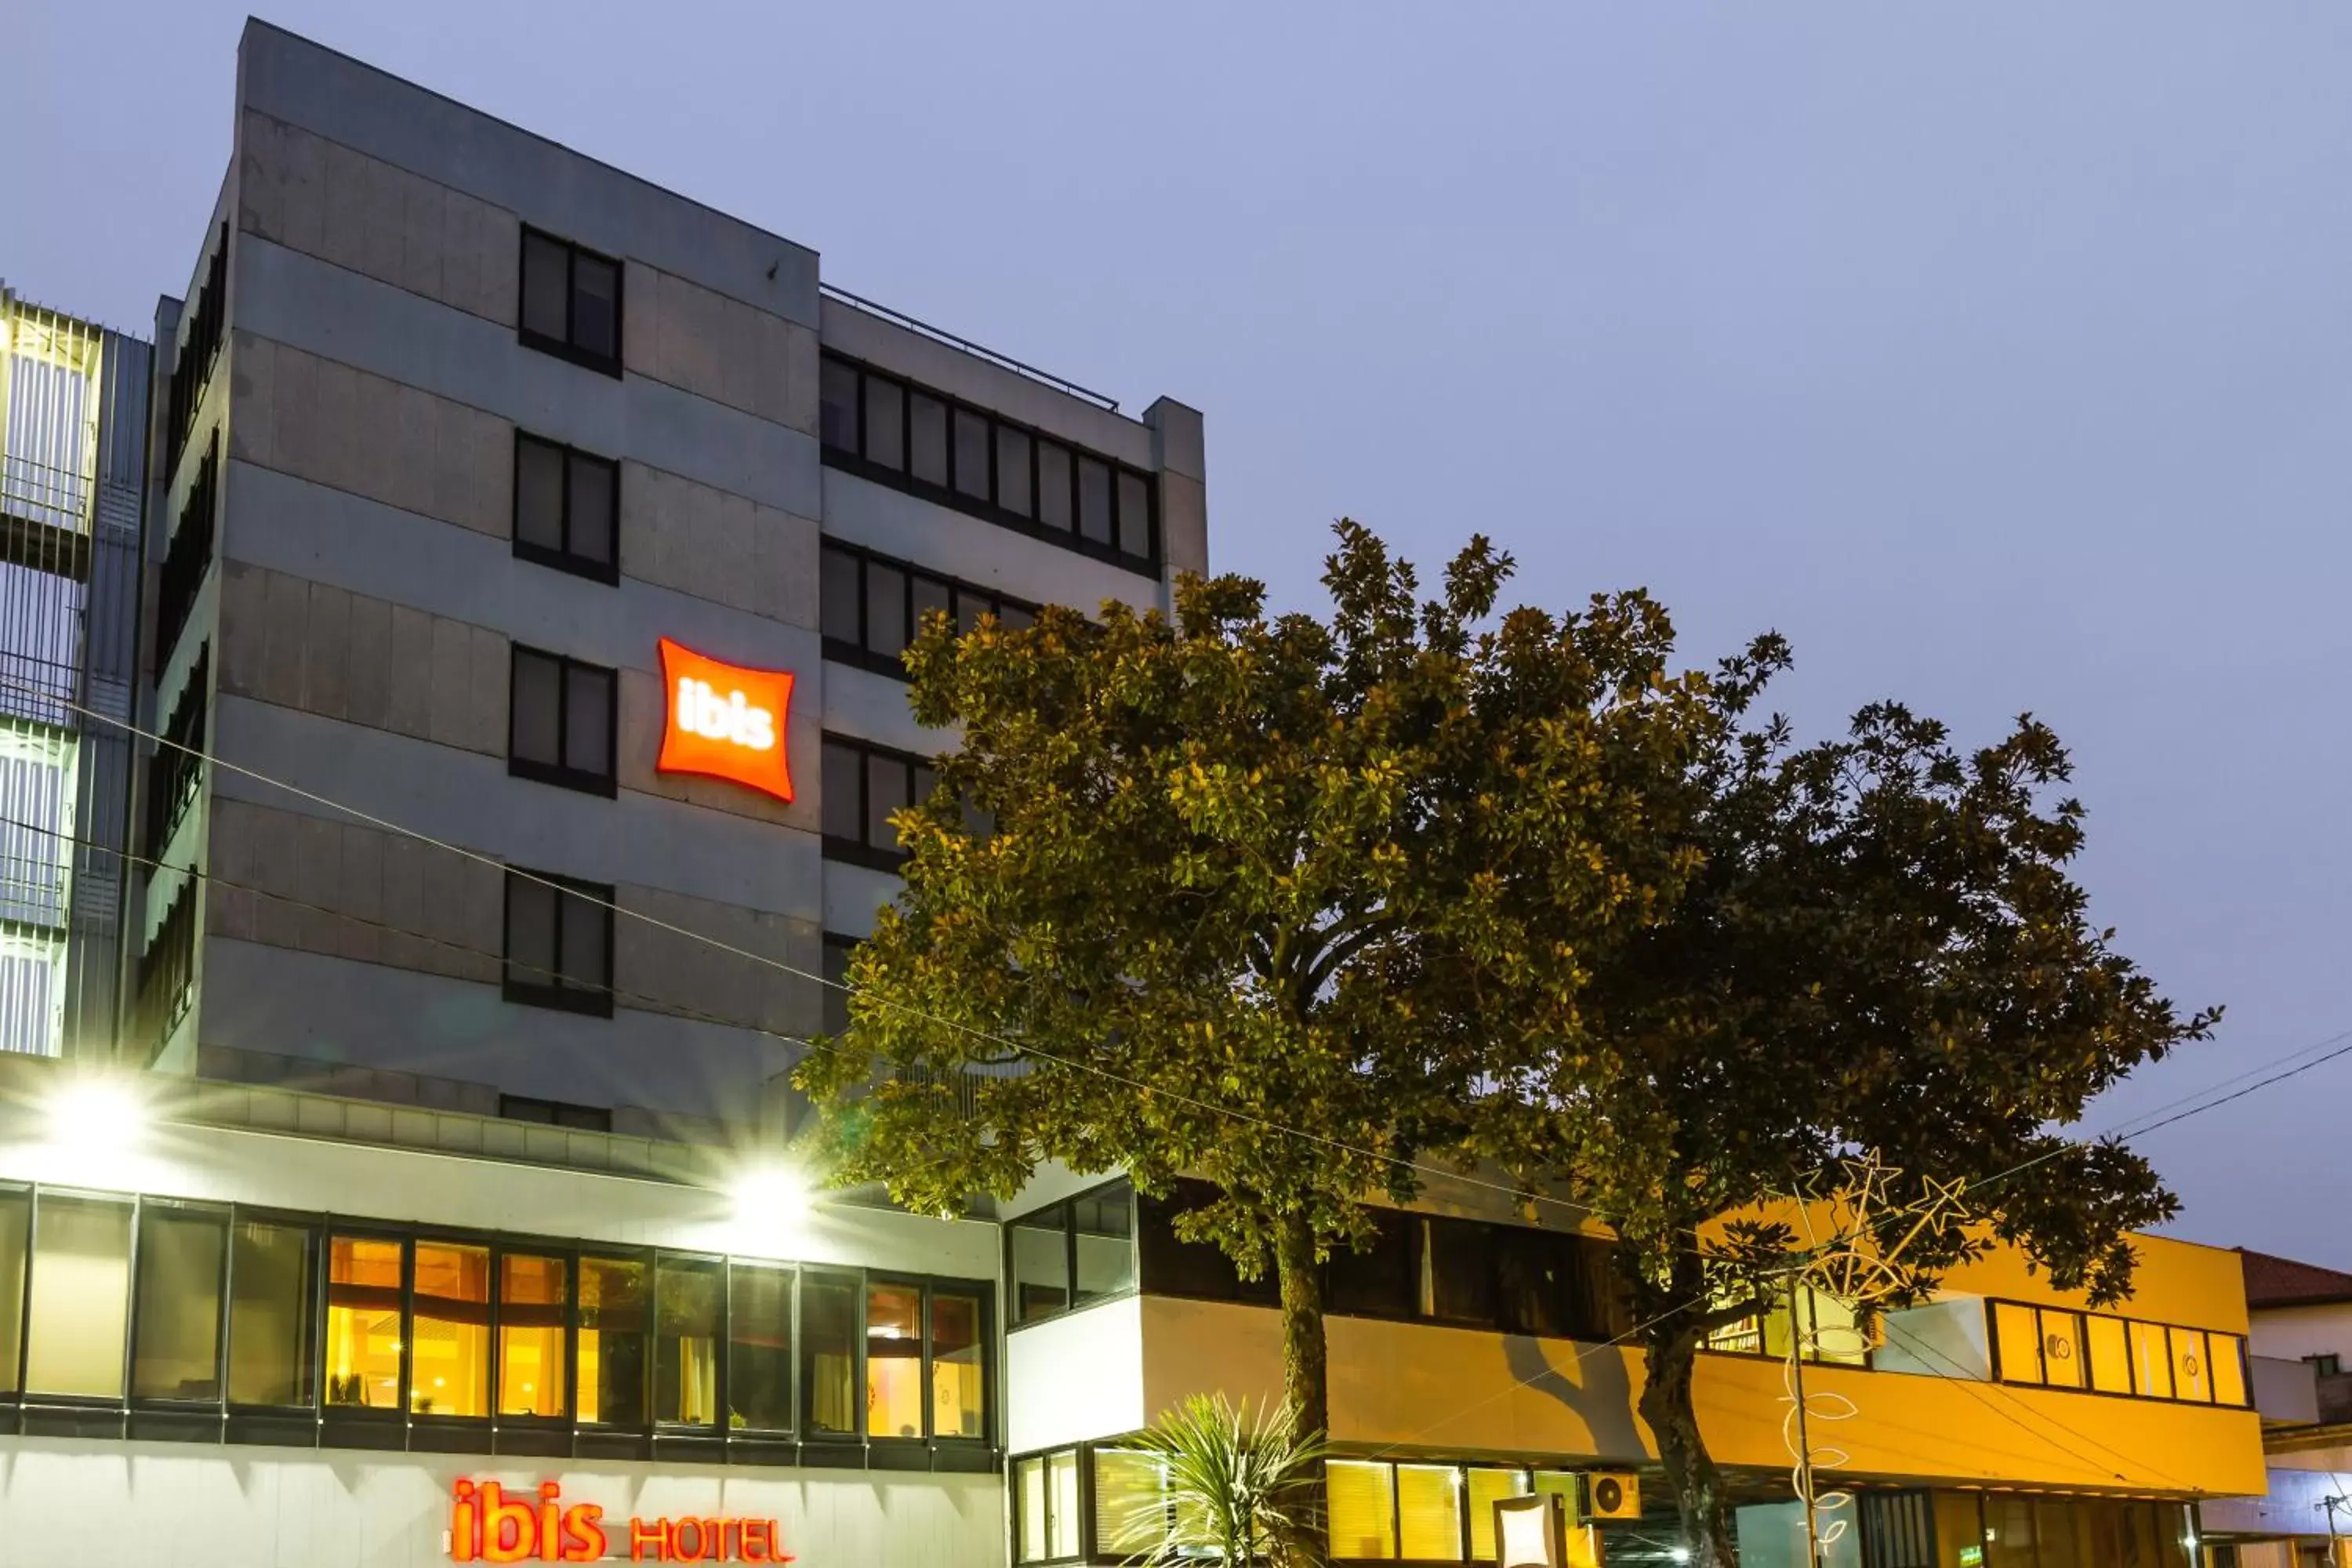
[1490,635,2219,1568]
[797,521,1724,1449]
[1119,1393,1327,1568]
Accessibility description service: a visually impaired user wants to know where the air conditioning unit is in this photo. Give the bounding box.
[1579,1471,1642,1523]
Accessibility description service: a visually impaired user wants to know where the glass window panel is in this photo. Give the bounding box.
[515,436,565,551]
[2212,1333,2248,1406]
[507,878,557,987]
[913,764,938,809]
[2035,1500,2094,1568]
[821,547,862,645]
[819,358,859,452]
[866,1281,924,1438]
[1329,1460,1399,1560]
[567,453,615,566]
[956,595,988,637]
[822,741,863,842]
[2172,1327,2212,1403]
[909,394,949,486]
[0,1192,24,1393]
[866,754,911,851]
[1036,441,1074,532]
[1049,1450,1082,1560]
[822,938,854,1039]
[497,1254,567,1418]
[2038,1309,2085,1389]
[2085,1314,2132,1394]
[558,887,608,993]
[1932,1492,1987,1568]
[865,561,909,659]
[996,426,1033,517]
[1073,1185,1135,1306]
[1011,1207,1070,1324]
[999,604,1035,633]
[1994,1302,2043,1384]
[227,1218,316,1407]
[1135,1183,1279,1306]
[655,1255,720,1425]
[132,1207,226,1400]
[325,1234,403,1410]
[1077,456,1113,544]
[953,407,991,499]
[1399,1465,1465,1562]
[564,665,612,778]
[864,377,906,470]
[2129,1319,2173,1399]
[1984,1494,2038,1568]
[1330,1209,1416,1318]
[1018,1457,1050,1563]
[912,575,953,641]
[932,1290,984,1439]
[1809,1290,1870,1365]
[802,1276,858,1436]
[25,1195,132,1398]
[510,649,561,767]
[1426,1218,1497,1327]
[1466,1469,1530,1561]
[577,1257,647,1427]
[521,234,570,342]
[1117,470,1152,559]
[728,1262,793,1433]
[572,254,619,361]
[1095,1450,1169,1558]
[410,1242,488,1417]
[1494,1227,1573,1338]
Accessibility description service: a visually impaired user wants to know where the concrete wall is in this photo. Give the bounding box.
[2252,1301,2352,1364]
[1004,1297,1147,1455]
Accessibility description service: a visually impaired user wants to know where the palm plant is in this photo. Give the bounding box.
[1116,1393,1329,1568]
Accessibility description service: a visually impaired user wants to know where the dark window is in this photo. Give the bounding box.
[509,646,616,795]
[155,436,219,666]
[818,352,1158,571]
[2314,1353,2344,1378]
[143,646,210,862]
[227,1218,317,1407]
[1134,1180,1279,1308]
[655,1254,722,1426]
[165,223,227,480]
[519,227,623,374]
[503,869,615,1016]
[821,546,862,644]
[1424,1217,1498,1327]
[730,1262,794,1433]
[513,434,619,582]
[1011,1206,1071,1326]
[131,1205,227,1401]
[136,875,200,1051]
[1327,1209,1416,1318]
[821,934,856,1037]
[801,1274,858,1436]
[498,1094,612,1132]
[577,1256,648,1428]
[1073,1186,1135,1307]
[866,561,909,659]
[819,542,1040,682]
[820,734,933,869]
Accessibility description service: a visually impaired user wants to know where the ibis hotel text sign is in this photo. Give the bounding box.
[657,637,795,803]
[450,1479,792,1563]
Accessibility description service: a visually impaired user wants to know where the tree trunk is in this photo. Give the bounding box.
[1273,1210,1330,1563]
[1639,1322,1738,1568]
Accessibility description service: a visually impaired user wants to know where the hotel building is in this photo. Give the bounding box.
[0,20,2265,1567]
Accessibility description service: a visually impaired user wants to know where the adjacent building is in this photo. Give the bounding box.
[0,18,2267,1568]
[2198,1250,2352,1568]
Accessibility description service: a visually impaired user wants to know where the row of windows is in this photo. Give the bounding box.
[1007,1179,1633,1346]
[820,352,1160,572]
[164,223,227,481]
[0,1185,989,1454]
[1990,1298,2249,1407]
[154,434,218,667]
[135,876,198,1052]
[142,648,209,864]
[1704,1283,1871,1367]
[820,734,935,871]
[820,540,1036,681]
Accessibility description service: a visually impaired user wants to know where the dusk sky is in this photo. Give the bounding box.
[15,4,2350,1262]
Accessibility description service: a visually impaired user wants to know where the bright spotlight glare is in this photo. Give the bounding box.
[731,1163,813,1223]
[1671,1551,1692,1565]
[48,1076,147,1150]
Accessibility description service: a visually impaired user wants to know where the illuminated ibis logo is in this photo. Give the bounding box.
[658,637,794,803]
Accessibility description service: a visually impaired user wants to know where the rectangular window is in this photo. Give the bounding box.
[2085,1312,2132,1395]
[1073,1185,1135,1307]
[1117,470,1153,561]
[131,1205,227,1401]
[2211,1333,2248,1406]
[819,735,931,869]
[498,1254,567,1418]
[1494,1226,1579,1339]
[25,1193,133,1398]
[1330,1209,1417,1318]
[1011,1206,1071,1325]
[909,393,949,487]
[2172,1327,2212,1403]
[576,1256,648,1427]
[933,1289,985,1439]
[1135,1181,1281,1308]
[227,1218,317,1407]
[821,934,855,1038]
[503,869,615,1016]
[325,1234,403,1410]
[1466,1469,1530,1561]
[1993,1301,2044,1384]
[519,227,622,373]
[0,1191,24,1396]
[1018,1456,1051,1563]
[2129,1319,2173,1399]
[498,1094,612,1132]
[867,1280,924,1439]
[1076,456,1114,546]
[819,357,860,452]
[513,434,619,582]
[864,375,906,470]
[1329,1459,1399,1560]
[1398,1464,1465,1562]
[655,1254,720,1425]
[411,1242,490,1418]
[953,407,992,500]
[1424,1218,1497,1327]
[865,560,910,661]
[509,645,616,794]
[802,1275,858,1436]
[2037,1309,2086,1389]
[1036,441,1074,532]
[820,542,1039,681]
[996,426,1033,517]
[728,1261,793,1433]
[1095,1449,1169,1559]
[1050,1450,1083,1560]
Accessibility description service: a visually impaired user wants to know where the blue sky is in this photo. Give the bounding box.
[15,2,2351,1261]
